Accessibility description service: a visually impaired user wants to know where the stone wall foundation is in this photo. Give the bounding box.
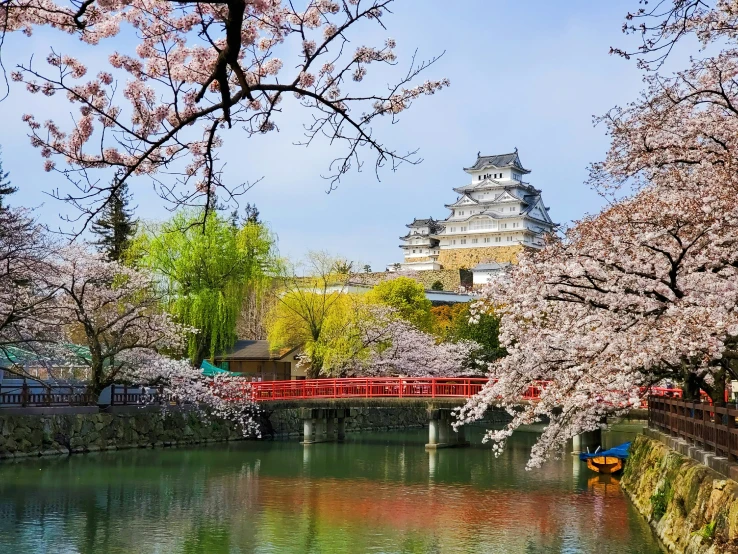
[621,433,738,553]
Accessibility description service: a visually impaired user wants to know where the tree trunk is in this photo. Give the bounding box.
[711,368,727,407]
[683,372,701,402]
[306,353,323,379]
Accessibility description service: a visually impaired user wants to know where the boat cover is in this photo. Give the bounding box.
[578,442,631,462]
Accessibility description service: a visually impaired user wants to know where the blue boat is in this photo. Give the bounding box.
[579,442,631,474]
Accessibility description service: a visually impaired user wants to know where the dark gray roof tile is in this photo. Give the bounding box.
[216,340,298,361]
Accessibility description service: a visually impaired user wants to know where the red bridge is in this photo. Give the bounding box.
[246,377,678,449]
[249,377,544,403]
[248,377,681,405]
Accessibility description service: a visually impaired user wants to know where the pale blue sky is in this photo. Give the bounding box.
[0,1,693,269]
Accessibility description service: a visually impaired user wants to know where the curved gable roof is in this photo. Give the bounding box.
[464,150,530,174]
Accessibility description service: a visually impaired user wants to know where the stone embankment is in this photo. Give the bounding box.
[0,408,245,458]
[621,434,738,553]
[265,406,430,439]
[0,405,510,458]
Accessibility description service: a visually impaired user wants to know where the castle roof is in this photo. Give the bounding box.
[464,150,530,174]
[406,218,437,228]
[444,194,480,209]
[472,261,511,272]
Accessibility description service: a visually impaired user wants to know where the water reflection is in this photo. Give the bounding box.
[0,427,662,553]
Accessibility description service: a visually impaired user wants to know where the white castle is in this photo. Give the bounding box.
[397,150,556,271]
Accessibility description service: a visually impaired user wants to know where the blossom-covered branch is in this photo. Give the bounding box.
[1,0,448,231]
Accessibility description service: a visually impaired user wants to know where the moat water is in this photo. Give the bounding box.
[0,426,663,553]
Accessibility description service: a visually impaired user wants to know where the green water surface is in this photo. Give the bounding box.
[0,426,663,553]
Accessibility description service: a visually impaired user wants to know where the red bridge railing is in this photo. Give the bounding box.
[247,378,701,406]
[249,377,548,402]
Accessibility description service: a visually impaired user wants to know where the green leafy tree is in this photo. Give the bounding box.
[90,181,137,261]
[365,277,433,331]
[0,149,17,211]
[430,280,444,291]
[266,252,353,378]
[132,210,277,366]
[446,303,506,371]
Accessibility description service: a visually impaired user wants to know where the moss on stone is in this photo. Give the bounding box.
[622,434,738,553]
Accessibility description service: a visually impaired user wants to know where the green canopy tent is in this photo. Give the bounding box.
[200,359,243,377]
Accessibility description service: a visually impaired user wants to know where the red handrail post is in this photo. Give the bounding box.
[432,379,436,399]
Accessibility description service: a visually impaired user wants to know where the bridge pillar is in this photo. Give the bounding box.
[301,408,353,444]
[326,416,335,441]
[428,419,440,446]
[337,417,346,442]
[426,408,469,450]
[303,417,314,444]
[572,429,602,454]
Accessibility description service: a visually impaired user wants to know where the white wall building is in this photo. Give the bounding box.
[397,218,442,270]
[471,261,511,286]
[397,150,556,269]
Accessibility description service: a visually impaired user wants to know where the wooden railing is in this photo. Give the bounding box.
[0,383,94,407]
[649,396,738,460]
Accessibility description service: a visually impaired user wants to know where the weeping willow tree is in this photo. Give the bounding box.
[131,210,278,366]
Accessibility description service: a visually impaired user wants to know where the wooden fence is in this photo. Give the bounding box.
[648,396,738,460]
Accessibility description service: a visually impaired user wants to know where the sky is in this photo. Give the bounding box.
[0,0,695,270]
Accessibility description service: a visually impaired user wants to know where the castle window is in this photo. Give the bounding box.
[460,239,467,245]
[484,237,491,243]
[452,240,457,245]
[495,237,501,243]
[478,176,482,181]
[471,238,478,244]
[461,226,467,232]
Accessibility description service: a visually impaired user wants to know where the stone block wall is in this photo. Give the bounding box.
[0,409,246,459]
[436,245,524,269]
[351,269,461,291]
[264,406,430,439]
[621,434,738,553]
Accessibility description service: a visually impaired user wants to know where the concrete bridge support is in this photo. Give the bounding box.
[300,408,354,444]
[425,408,469,450]
[572,429,602,454]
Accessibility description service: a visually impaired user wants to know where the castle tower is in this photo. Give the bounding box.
[397,150,556,270]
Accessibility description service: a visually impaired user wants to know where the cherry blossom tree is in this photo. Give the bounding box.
[48,246,191,394]
[0,206,60,370]
[128,352,261,437]
[456,0,738,468]
[0,0,448,230]
[346,305,481,377]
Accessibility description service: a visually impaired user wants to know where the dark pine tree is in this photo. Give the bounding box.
[0,149,17,212]
[230,203,260,227]
[91,182,137,261]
